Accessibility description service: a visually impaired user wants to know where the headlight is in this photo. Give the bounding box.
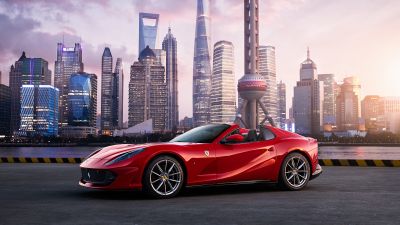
[104,148,145,166]
[84,148,102,161]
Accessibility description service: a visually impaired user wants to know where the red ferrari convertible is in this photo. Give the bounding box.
[80,124,322,198]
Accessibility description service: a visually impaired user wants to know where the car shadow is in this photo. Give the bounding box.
[181,183,280,197]
[74,183,282,200]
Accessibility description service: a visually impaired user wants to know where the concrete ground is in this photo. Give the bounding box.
[0,164,399,225]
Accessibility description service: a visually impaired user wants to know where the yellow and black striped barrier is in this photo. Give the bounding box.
[1,157,400,167]
[319,159,400,167]
[0,157,83,164]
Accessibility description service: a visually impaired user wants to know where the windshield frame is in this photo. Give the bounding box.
[170,124,231,143]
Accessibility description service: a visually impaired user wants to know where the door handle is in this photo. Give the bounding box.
[267,147,274,152]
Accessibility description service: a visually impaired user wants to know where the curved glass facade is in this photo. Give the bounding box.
[210,41,236,124]
[68,73,97,127]
[193,0,212,127]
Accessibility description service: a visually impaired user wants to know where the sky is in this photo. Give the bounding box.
[0,0,400,122]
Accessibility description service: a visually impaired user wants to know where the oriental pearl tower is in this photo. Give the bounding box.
[236,0,275,129]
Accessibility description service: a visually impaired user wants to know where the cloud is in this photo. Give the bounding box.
[1,0,110,13]
[0,13,134,84]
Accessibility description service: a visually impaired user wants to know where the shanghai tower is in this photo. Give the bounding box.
[192,0,212,127]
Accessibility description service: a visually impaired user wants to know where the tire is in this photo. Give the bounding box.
[143,156,184,198]
[278,152,310,191]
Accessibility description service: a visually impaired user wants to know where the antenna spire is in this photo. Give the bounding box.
[307,47,310,59]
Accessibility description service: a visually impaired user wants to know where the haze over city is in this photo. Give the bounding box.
[1,2,400,224]
[1,0,400,119]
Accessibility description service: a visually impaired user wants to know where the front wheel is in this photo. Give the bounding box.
[278,153,310,191]
[143,156,184,198]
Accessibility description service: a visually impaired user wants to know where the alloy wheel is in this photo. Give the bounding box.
[149,159,183,196]
[284,156,309,188]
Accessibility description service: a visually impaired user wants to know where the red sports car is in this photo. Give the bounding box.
[80,124,322,198]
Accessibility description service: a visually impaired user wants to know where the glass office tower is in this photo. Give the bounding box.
[9,52,52,134]
[293,49,323,135]
[129,46,167,132]
[318,74,336,125]
[100,47,114,134]
[114,58,124,129]
[68,73,97,128]
[193,0,212,127]
[258,46,278,124]
[0,84,11,136]
[210,41,236,124]
[54,43,84,128]
[162,27,179,131]
[139,13,160,55]
[19,85,59,137]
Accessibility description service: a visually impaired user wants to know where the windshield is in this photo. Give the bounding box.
[170,124,231,143]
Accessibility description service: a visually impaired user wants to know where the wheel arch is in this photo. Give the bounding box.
[285,149,313,173]
[288,150,312,168]
[142,151,188,187]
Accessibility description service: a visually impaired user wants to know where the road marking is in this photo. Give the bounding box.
[338,159,349,166]
[322,159,333,166]
[373,160,384,167]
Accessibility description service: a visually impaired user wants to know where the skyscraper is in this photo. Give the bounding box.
[0,83,11,136]
[210,40,236,124]
[277,80,286,128]
[64,72,97,137]
[258,45,278,124]
[18,85,59,137]
[336,76,361,131]
[54,43,84,128]
[139,13,160,55]
[100,47,114,134]
[152,49,166,67]
[114,58,124,129]
[9,52,52,134]
[318,74,336,125]
[381,97,400,134]
[361,95,385,132]
[162,27,179,131]
[193,0,212,127]
[129,46,167,132]
[293,49,323,135]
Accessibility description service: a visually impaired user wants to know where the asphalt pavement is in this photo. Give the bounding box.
[2,145,400,160]
[0,164,399,225]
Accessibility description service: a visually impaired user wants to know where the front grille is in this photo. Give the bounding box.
[81,168,116,186]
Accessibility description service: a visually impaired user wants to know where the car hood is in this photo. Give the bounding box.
[89,142,201,159]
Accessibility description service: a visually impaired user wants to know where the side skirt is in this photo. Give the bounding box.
[186,180,276,189]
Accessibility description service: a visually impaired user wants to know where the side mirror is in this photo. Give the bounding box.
[224,134,244,143]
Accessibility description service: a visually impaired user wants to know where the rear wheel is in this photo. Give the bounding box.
[278,153,310,191]
[143,156,184,198]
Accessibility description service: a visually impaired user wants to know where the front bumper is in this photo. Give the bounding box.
[310,164,322,180]
[79,166,142,190]
[80,168,116,186]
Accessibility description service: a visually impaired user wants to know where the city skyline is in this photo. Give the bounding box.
[0,0,400,120]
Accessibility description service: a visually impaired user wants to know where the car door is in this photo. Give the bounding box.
[215,129,277,183]
[184,143,217,186]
